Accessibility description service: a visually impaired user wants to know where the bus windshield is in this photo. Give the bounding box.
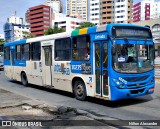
[112,44,154,73]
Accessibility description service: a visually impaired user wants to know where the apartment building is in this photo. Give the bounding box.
[52,13,85,32]
[133,0,160,22]
[45,0,62,13]
[67,0,88,20]
[89,0,132,25]
[7,15,23,25]
[27,5,52,36]
[90,0,101,25]
[113,0,132,23]
[3,23,30,42]
[4,15,30,42]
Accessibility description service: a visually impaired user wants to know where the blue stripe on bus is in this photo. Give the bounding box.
[4,40,27,66]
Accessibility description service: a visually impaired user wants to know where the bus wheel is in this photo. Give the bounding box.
[74,81,86,101]
[21,72,28,86]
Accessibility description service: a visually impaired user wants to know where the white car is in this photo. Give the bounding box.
[0,57,3,70]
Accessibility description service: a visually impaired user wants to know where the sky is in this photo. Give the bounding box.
[0,0,140,34]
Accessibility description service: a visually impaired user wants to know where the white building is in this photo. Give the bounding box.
[90,0,100,25]
[114,0,129,23]
[0,34,4,40]
[133,0,160,22]
[89,0,132,25]
[13,25,30,41]
[45,0,61,13]
[52,13,85,32]
[7,15,23,24]
[67,0,88,20]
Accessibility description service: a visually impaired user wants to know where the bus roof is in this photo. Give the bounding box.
[27,32,70,43]
[4,32,71,46]
[71,23,150,36]
[4,39,26,47]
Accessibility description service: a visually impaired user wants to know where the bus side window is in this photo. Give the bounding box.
[55,38,71,61]
[4,47,10,60]
[31,42,41,61]
[22,44,30,60]
[72,35,90,61]
[16,45,21,60]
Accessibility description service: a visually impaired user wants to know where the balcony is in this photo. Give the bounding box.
[102,13,112,17]
[102,19,112,23]
[30,23,50,28]
[30,18,50,23]
[29,14,49,19]
[29,9,50,15]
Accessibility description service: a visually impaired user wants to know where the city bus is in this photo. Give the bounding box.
[4,23,155,101]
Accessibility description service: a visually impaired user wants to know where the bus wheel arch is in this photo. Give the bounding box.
[72,77,87,101]
[21,71,28,86]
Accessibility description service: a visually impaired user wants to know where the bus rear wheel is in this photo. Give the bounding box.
[74,81,86,101]
[21,72,28,86]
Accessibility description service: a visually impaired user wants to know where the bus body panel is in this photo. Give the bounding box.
[4,24,155,101]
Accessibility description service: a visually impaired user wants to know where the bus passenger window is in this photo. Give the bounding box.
[31,42,41,61]
[16,45,21,60]
[72,35,90,61]
[55,38,71,61]
[22,44,30,60]
[4,47,10,60]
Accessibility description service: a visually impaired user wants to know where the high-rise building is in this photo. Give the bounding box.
[27,5,52,36]
[133,0,160,22]
[89,0,101,25]
[45,0,62,13]
[67,0,88,20]
[7,13,23,24]
[89,0,133,25]
[52,13,85,32]
[4,13,30,42]
[3,23,30,42]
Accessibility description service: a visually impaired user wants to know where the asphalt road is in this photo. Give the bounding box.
[0,71,160,122]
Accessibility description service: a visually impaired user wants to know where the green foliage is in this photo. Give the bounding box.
[23,31,35,38]
[76,22,96,29]
[44,27,64,35]
[0,39,5,45]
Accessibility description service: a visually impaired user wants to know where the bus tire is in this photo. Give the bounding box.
[21,72,28,86]
[74,80,87,101]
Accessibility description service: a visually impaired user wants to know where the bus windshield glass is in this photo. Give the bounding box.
[112,26,152,38]
[112,44,154,73]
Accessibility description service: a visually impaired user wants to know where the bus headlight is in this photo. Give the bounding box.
[113,78,120,85]
[113,78,124,88]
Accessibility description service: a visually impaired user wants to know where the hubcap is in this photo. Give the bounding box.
[76,84,84,96]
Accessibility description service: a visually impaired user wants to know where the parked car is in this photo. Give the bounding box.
[0,57,3,70]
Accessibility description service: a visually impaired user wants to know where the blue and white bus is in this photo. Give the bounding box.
[4,24,155,101]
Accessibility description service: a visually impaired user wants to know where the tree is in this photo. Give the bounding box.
[44,27,64,35]
[23,31,35,38]
[0,39,5,45]
[76,22,96,29]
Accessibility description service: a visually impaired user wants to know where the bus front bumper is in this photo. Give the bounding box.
[110,84,155,101]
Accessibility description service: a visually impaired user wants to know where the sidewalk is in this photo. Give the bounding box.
[0,88,116,129]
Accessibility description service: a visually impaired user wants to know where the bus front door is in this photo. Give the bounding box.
[42,46,53,87]
[95,42,109,98]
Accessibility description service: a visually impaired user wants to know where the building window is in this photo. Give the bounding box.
[72,35,90,60]
[55,38,71,61]
[22,44,30,60]
[31,42,41,61]
[4,47,10,60]
[16,45,21,60]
